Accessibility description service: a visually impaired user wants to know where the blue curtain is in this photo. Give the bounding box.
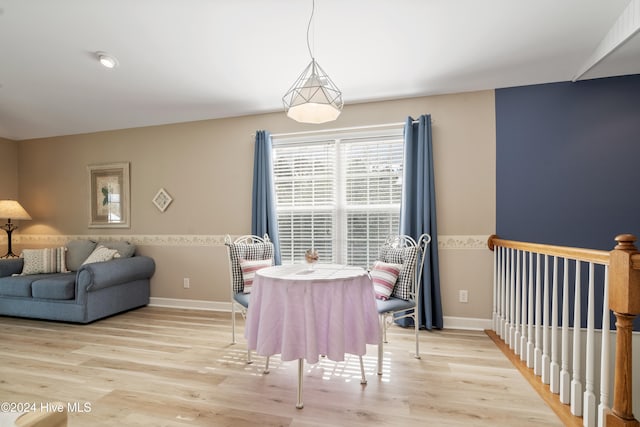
[399,115,443,330]
[251,130,281,264]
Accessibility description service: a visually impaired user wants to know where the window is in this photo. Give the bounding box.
[272,127,404,268]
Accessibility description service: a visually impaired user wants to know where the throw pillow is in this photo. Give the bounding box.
[379,245,418,300]
[81,245,120,266]
[370,260,403,300]
[66,240,97,271]
[226,240,274,294]
[239,258,272,294]
[96,241,136,258]
[21,247,69,275]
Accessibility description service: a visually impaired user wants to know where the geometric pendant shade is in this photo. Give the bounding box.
[282,0,343,124]
[282,58,343,124]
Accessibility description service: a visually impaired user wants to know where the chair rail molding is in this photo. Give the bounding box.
[15,234,490,249]
[15,234,228,246]
[438,235,491,250]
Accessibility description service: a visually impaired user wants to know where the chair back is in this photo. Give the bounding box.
[225,234,274,294]
[377,234,431,301]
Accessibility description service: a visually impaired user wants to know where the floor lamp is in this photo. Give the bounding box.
[0,200,32,258]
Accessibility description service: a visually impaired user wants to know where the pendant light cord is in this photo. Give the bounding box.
[306,0,315,60]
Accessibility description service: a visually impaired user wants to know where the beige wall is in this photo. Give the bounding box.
[0,137,19,249]
[15,90,496,324]
[0,137,19,199]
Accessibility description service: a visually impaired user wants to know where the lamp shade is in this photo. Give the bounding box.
[283,59,343,124]
[0,200,32,220]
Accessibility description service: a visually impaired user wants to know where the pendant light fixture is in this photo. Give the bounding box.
[282,0,343,124]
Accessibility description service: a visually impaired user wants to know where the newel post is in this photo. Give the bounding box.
[607,234,640,427]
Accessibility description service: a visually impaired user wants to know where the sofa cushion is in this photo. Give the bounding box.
[97,241,136,258]
[20,247,68,275]
[31,274,76,300]
[0,258,24,277]
[0,276,33,297]
[66,240,97,271]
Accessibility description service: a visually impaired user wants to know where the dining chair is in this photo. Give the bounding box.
[225,234,274,367]
[370,233,431,375]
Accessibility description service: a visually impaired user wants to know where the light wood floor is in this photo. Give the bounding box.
[0,307,563,426]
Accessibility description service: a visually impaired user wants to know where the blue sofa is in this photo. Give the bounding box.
[0,241,155,323]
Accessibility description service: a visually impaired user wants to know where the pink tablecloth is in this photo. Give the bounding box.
[245,263,380,364]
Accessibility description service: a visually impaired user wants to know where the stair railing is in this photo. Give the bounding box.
[488,234,639,427]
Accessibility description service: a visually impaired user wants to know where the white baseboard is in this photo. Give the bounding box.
[443,316,492,331]
[149,298,491,331]
[149,297,230,312]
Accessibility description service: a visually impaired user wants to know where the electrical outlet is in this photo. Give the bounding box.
[459,289,468,303]
[183,278,190,289]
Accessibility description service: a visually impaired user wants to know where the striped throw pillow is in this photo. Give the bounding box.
[21,247,69,275]
[240,258,272,293]
[371,260,403,300]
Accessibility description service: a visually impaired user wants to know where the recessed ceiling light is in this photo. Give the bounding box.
[96,51,118,69]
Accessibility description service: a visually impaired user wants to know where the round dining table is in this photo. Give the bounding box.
[244,263,380,408]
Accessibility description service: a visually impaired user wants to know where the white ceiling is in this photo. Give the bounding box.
[0,0,638,141]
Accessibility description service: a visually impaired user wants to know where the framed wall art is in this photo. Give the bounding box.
[88,162,130,228]
[152,188,173,212]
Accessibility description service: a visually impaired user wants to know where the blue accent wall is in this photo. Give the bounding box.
[496,74,640,251]
[496,74,640,330]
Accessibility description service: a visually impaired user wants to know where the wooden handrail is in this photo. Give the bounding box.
[487,234,610,265]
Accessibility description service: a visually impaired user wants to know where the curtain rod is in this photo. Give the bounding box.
[268,119,429,139]
[250,119,432,139]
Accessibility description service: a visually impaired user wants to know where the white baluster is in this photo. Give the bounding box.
[493,244,498,332]
[520,251,528,361]
[534,253,543,376]
[527,251,535,368]
[583,262,596,427]
[571,260,583,416]
[550,256,560,393]
[542,254,551,384]
[498,246,505,338]
[514,249,521,355]
[502,249,513,345]
[560,257,571,404]
[597,266,610,427]
[503,247,510,341]
[509,248,516,348]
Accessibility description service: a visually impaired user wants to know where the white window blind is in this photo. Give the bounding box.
[272,128,404,268]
